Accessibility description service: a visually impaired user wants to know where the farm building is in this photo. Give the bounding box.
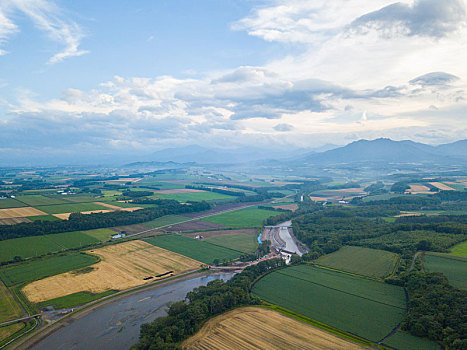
[111,232,126,240]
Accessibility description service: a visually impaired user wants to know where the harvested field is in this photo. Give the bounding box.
[0,217,31,225]
[394,211,423,217]
[163,220,228,232]
[155,189,205,194]
[22,240,201,303]
[309,196,332,202]
[183,229,257,239]
[429,182,455,191]
[53,206,143,219]
[109,224,152,235]
[0,207,47,219]
[93,201,125,210]
[272,203,299,211]
[406,185,431,194]
[183,307,367,350]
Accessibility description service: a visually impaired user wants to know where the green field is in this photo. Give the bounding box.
[450,241,467,257]
[201,207,279,228]
[81,228,116,241]
[144,234,241,265]
[35,202,109,214]
[37,290,116,309]
[59,195,99,203]
[205,234,258,253]
[252,265,406,342]
[142,215,189,229]
[0,232,100,263]
[0,281,23,322]
[0,198,26,209]
[16,195,69,206]
[315,246,399,279]
[152,191,234,202]
[423,253,467,290]
[383,330,440,350]
[27,215,61,222]
[0,253,99,286]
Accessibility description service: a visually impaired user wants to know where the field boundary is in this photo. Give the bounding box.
[258,303,376,348]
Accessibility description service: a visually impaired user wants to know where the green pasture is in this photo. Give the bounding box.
[35,202,109,214]
[0,198,26,209]
[0,232,99,263]
[205,234,258,253]
[252,265,406,342]
[151,191,234,202]
[201,207,279,228]
[315,246,399,279]
[144,234,241,265]
[0,281,23,322]
[81,228,116,242]
[60,195,99,203]
[0,253,99,287]
[27,215,61,222]
[142,215,189,229]
[423,253,467,290]
[15,195,68,206]
[450,241,467,256]
[38,290,116,309]
[383,330,440,350]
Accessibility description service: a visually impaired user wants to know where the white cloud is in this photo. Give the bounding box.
[0,0,88,63]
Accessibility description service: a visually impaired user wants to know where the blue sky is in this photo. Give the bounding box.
[0,0,466,164]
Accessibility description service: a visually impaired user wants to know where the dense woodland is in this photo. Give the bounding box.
[132,258,286,350]
[0,199,210,241]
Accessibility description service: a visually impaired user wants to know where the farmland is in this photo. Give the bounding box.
[0,207,47,219]
[450,241,467,256]
[35,202,110,214]
[0,281,23,322]
[382,330,440,350]
[0,231,100,263]
[151,191,234,202]
[80,228,116,241]
[183,307,366,350]
[38,290,116,309]
[144,234,242,264]
[205,234,258,253]
[201,207,279,228]
[0,253,99,286]
[423,252,467,290]
[0,198,26,209]
[252,265,406,342]
[142,215,189,229]
[16,195,69,206]
[315,246,399,279]
[22,240,201,303]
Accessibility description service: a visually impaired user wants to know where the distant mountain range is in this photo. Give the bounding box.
[124,138,467,167]
[296,138,467,165]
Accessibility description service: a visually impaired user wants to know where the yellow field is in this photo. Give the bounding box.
[53,206,143,219]
[429,182,455,191]
[272,204,299,211]
[183,307,368,350]
[22,240,202,303]
[0,207,47,219]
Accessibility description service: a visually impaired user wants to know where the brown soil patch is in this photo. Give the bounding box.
[110,224,152,234]
[309,196,336,202]
[93,202,125,210]
[272,204,299,211]
[155,189,206,194]
[163,220,228,232]
[183,307,367,350]
[0,217,32,225]
[22,240,202,303]
[0,207,47,219]
[429,182,455,191]
[183,229,257,239]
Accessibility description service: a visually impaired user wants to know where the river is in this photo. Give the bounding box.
[29,273,234,350]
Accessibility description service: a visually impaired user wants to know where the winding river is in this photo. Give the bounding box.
[29,273,234,350]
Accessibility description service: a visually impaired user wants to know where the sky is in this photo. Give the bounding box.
[0,0,466,164]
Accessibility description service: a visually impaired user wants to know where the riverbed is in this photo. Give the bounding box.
[29,273,234,350]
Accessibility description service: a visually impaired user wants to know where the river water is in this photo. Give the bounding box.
[30,273,234,350]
